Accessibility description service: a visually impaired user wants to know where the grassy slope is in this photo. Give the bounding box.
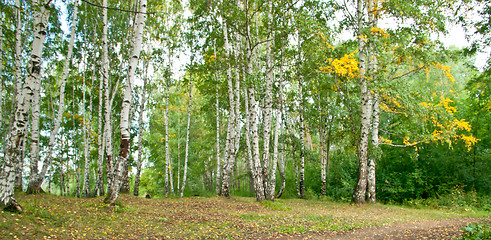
[1,192,489,239]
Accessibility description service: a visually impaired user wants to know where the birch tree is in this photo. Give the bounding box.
[27,0,79,194]
[134,60,148,197]
[180,74,193,197]
[105,0,147,205]
[0,0,50,212]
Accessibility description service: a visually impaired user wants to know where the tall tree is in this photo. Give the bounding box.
[134,59,148,197]
[26,0,79,194]
[180,73,193,197]
[105,0,147,205]
[1,0,51,212]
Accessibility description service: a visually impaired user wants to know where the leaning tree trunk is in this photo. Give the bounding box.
[105,0,146,205]
[0,0,49,212]
[134,61,148,197]
[180,77,193,197]
[352,0,371,205]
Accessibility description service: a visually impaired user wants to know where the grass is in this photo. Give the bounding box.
[1,192,489,239]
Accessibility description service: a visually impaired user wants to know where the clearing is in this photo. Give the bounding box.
[1,193,489,239]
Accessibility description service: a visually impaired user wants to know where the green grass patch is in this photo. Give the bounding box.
[259,200,291,211]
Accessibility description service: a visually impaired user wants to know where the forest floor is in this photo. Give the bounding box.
[0,192,489,239]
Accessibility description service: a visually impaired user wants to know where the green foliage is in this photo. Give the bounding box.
[259,200,291,211]
[461,221,491,240]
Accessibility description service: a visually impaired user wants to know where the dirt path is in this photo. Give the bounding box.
[306,217,487,240]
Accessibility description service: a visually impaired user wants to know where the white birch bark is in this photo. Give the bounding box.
[27,71,41,193]
[298,76,305,199]
[249,86,265,201]
[134,61,148,197]
[105,0,146,204]
[27,1,78,194]
[220,19,236,197]
[215,84,221,195]
[82,27,94,197]
[269,107,281,200]
[352,0,371,204]
[367,0,379,204]
[297,32,305,199]
[0,0,49,211]
[262,1,274,200]
[12,0,23,192]
[102,0,115,198]
[94,64,106,196]
[368,94,379,203]
[180,77,192,197]
[319,110,327,196]
[244,87,255,195]
[164,72,170,197]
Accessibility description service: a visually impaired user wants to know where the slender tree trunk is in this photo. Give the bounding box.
[220,19,236,197]
[105,0,146,205]
[269,107,281,200]
[12,0,24,192]
[368,94,379,203]
[26,0,79,195]
[215,83,221,195]
[249,86,265,201]
[262,3,274,200]
[164,69,171,197]
[244,87,255,196]
[352,0,371,205]
[134,62,148,197]
[94,69,106,196]
[298,74,305,199]
[180,78,192,197]
[320,114,327,196]
[0,0,50,212]
[82,25,93,197]
[102,0,114,198]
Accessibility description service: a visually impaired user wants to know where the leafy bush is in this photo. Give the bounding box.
[461,221,491,240]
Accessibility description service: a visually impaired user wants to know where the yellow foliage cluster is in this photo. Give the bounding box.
[460,135,479,151]
[434,63,455,83]
[319,51,359,78]
[379,136,392,145]
[452,119,471,131]
[436,96,457,114]
[430,116,478,151]
[419,102,433,108]
[203,53,216,64]
[370,27,389,38]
